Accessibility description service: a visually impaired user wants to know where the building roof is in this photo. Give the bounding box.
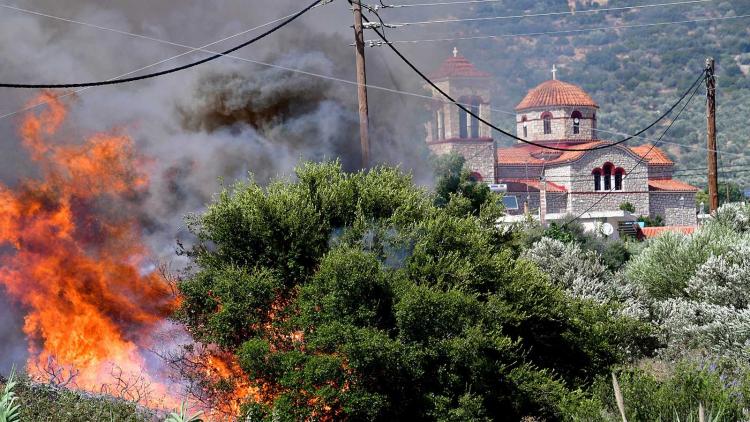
[428,54,492,80]
[496,141,605,165]
[516,79,598,111]
[641,226,696,238]
[648,179,700,192]
[501,178,567,192]
[629,145,675,165]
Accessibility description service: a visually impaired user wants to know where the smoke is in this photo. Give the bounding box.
[0,0,439,374]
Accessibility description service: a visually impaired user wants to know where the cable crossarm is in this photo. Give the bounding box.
[0,0,325,89]
[363,13,705,152]
[562,76,705,227]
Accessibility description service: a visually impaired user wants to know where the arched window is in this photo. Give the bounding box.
[603,162,613,191]
[521,116,528,139]
[469,172,483,182]
[470,98,480,138]
[542,112,552,135]
[614,167,625,191]
[592,112,597,139]
[592,168,602,191]
[437,110,445,139]
[571,110,582,135]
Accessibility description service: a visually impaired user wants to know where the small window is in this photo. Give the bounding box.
[603,163,613,191]
[614,168,625,190]
[521,116,528,138]
[502,195,519,210]
[571,111,582,135]
[542,112,552,135]
[592,168,602,191]
[437,110,445,139]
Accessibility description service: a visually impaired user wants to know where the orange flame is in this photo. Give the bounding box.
[0,93,177,406]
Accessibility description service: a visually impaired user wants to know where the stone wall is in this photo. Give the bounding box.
[429,140,496,182]
[649,192,697,226]
[516,106,598,142]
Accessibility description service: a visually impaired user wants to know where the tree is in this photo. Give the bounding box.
[696,181,745,209]
[177,161,654,420]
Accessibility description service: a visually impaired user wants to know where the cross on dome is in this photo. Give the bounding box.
[551,64,557,80]
[453,47,458,58]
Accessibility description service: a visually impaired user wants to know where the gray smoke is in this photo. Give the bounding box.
[0,0,441,371]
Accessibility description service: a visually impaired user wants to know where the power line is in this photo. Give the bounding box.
[364,13,750,45]
[363,11,707,153]
[0,0,325,88]
[0,2,337,121]
[562,73,705,226]
[386,0,715,27]
[3,1,745,164]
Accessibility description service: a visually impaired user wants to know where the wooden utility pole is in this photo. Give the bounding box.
[352,1,371,168]
[706,58,719,212]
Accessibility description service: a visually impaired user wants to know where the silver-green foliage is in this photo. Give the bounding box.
[624,204,750,359]
[523,238,647,319]
[0,369,20,422]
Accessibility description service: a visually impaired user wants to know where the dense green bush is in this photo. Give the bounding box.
[177,161,653,420]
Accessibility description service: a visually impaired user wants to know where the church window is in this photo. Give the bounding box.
[603,162,613,191]
[470,98,480,138]
[571,111,582,135]
[469,172,483,182]
[437,110,445,139]
[542,112,552,135]
[521,116,528,138]
[614,167,625,190]
[592,168,602,191]
[458,97,468,138]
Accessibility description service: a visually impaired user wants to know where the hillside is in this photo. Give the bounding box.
[400,0,750,188]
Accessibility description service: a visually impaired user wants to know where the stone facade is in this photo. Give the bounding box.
[428,139,496,182]
[516,106,598,142]
[649,192,698,226]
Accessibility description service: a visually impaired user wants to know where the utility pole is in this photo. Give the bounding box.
[352,1,371,168]
[706,57,719,213]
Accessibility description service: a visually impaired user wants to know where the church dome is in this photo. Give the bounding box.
[429,49,491,80]
[515,79,598,111]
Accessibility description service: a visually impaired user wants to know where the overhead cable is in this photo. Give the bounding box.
[386,0,715,27]
[363,12,706,152]
[3,1,743,163]
[0,0,325,88]
[364,13,750,45]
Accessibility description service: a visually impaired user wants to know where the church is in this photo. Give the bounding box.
[424,49,698,228]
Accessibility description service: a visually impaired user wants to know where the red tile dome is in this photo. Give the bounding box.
[515,79,598,111]
[429,54,491,80]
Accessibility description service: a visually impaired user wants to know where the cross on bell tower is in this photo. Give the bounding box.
[551,64,557,80]
[453,46,458,58]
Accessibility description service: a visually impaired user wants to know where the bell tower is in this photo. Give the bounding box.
[425,48,496,182]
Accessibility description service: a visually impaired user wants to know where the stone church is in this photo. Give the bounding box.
[425,50,698,227]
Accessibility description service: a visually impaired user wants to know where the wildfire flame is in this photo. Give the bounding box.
[0,93,178,405]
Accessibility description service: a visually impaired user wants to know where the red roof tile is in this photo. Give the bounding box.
[497,141,605,165]
[641,226,696,238]
[630,145,674,165]
[429,54,492,80]
[516,80,598,110]
[648,179,699,192]
[500,178,567,192]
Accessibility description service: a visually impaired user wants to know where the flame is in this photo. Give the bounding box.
[0,93,177,406]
